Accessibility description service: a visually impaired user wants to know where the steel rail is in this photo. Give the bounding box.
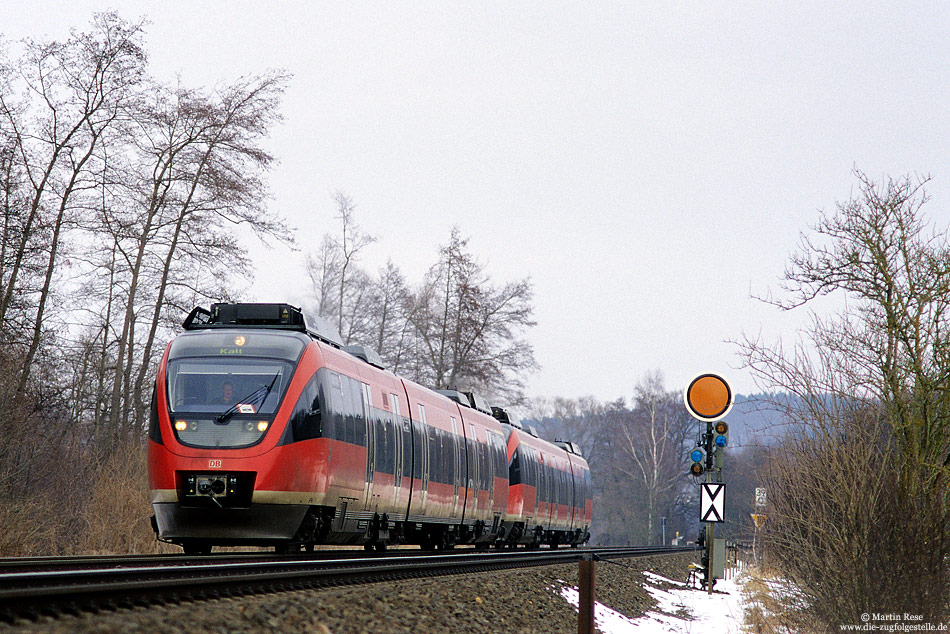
[0,545,696,622]
[0,549,428,574]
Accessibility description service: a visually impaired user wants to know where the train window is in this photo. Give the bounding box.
[493,434,505,481]
[560,469,567,507]
[412,420,425,480]
[401,421,412,479]
[289,374,323,441]
[166,357,294,450]
[530,449,539,489]
[349,378,364,419]
[428,427,441,484]
[387,418,397,475]
[166,358,292,415]
[443,430,455,484]
[520,448,531,487]
[468,425,478,490]
[490,435,498,480]
[147,387,162,444]
[391,394,401,418]
[376,417,394,475]
[541,464,554,502]
[448,418,459,487]
[344,376,366,446]
[509,446,522,485]
[542,463,549,504]
[337,376,352,444]
[322,371,339,442]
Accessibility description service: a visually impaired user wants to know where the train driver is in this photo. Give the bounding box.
[216,381,236,405]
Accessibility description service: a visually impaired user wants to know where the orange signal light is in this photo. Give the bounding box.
[684,373,733,421]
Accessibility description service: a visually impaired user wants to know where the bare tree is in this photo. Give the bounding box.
[529,395,617,470]
[738,170,950,625]
[611,372,695,545]
[0,12,293,554]
[305,216,536,405]
[93,70,293,443]
[16,15,147,393]
[304,193,377,343]
[409,228,537,404]
[0,14,146,380]
[368,260,413,373]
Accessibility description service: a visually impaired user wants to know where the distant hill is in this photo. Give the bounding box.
[725,393,789,448]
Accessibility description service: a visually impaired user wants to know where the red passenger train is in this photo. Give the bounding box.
[148,303,592,554]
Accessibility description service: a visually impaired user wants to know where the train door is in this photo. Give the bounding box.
[538,451,547,522]
[391,395,403,512]
[567,457,578,532]
[468,424,479,513]
[450,417,461,514]
[417,404,429,514]
[361,382,375,509]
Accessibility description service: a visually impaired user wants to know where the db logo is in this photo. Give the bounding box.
[208,459,222,469]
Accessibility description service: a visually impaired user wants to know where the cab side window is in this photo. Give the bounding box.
[289,374,322,441]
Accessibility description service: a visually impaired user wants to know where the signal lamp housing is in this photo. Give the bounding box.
[713,420,729,448]
[689,448,705,476]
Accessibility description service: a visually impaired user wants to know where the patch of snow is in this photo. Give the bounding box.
[557,571,747,633]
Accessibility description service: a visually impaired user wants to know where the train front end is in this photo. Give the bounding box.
[147,304,324,554]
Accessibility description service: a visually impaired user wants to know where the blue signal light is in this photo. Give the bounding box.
[715,435,728,448]
[690,449,704,463]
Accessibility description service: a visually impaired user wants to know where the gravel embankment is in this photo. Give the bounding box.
[7,552,697,634]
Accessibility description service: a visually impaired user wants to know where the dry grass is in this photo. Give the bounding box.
[0,443,173,557]
[77,444,169,555]
[740,566,821,634]
[0,495,61,555]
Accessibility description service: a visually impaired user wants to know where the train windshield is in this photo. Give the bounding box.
[166,358,293,415]
[164,357,295,449]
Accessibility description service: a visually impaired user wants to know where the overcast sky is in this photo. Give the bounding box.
[6,2,949,402]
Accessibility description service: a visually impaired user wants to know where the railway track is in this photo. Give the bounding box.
[0,545,695,622]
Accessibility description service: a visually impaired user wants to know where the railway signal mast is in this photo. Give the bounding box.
[684,373,733,594]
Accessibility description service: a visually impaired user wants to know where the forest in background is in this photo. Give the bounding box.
[0,13,295,555]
